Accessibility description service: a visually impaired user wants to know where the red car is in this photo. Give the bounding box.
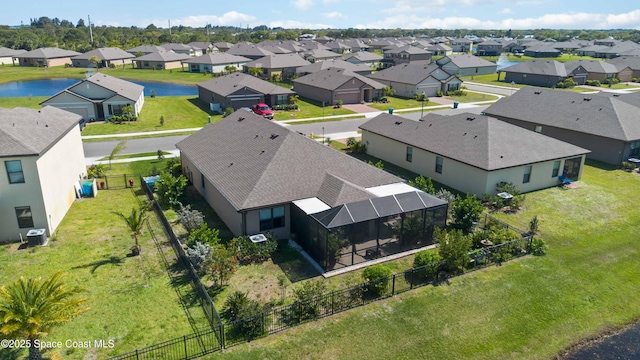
[251,103,274,119]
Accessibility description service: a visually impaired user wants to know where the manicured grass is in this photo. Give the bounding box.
[81,96,219,135]
[367,96,425,111]
[283,115,365,125]
[448,91,500,103]
[461,74,597,93]
[0,188,208,359]
[99,151,171,161]
[0,96,47,109]
[273,98,356,121]
[201,162,640,360]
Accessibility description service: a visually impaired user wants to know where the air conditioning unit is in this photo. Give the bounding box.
[26,229,47,247]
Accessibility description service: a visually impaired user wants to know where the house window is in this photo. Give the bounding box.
[435,156,443,174]
[144,61,149,67]
[15,206,34,228]
[406,147,413,162]
[108,104,125,116]
[535,125,542,133]
[277,94,288,105]
[630,141,640,157]
[201,173,205,189]
[552,161,560,177]
[5,160,25,184]
[259,206,285,231]
[447,83,460,92]
[523,165,532,183]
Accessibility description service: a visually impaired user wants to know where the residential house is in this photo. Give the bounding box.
[242,54,311,81]
[303,49,342,63]
[381,45,432,68]
[425,43,452,56]
[575,44,610,57]
[197,72,294,113]
[71,47,135,68]
[367,63,461,98]
[593,41,640,59]
[342,39,370,52]
[176,111,448,271]
[293,67,385,105]
[133,50,191,70]
[484,87,640,165]
[227,43,275,60]
[606,56,640,81]
[314,36,334,44]
[436,54,498,76]
[295,59,373,77]
[498,60,587,87]
[360,112,589,196]
[161,43,203,57]
[523,44,561,58]
[40,73,144,122]
[0,47,25,65]
[181,53,251,73]
[343,51,383,67]
[324,41,352,54]
[450,38,474,53]
[0,106,86,243]
[15,47,80,67]
[564,60,619,83]
[126,45,165,56]
[213,42,235,52]
[187,42,215,54]
[368,38,407,51]
[475,40,503,56]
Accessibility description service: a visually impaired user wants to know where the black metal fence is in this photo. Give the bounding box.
[109,180,533,359]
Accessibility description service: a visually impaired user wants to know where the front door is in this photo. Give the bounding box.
[96,103,105,120]
[563,157,582,180]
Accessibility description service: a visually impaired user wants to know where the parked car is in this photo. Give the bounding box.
[251,103,274,120]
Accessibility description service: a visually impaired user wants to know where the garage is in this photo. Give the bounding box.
[334,89,360,104]
[61,107,90,121]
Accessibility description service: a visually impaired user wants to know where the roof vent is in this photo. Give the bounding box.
[270,133,279,139]
[463,132,467,136]
[229,162,233,167]
[534,91,541,95]
[394,121,403,125]
[613,94,620,97]
[583,97,591,101]
[466,116,475,121]
[238,117,245,121]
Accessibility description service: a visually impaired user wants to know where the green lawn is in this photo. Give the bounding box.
[448,91,500,103]
[274,98,356,121]
[0,96,47,109]
[367,96,426,111]
[461,73,596,93]
[201,162,640,360]
[0,188,208,359]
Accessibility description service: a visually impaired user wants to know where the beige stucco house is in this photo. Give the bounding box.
[71,47,135,68]
[293,67,385,105]
[0,107,86,243]
[14,47,80,67]
[40,73,144,122]
[133,50,190,70]
[0,47,25,66]
[360,113,589,196]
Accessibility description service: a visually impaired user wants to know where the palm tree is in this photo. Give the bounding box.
[113,206,148,255]
[0,272,88,360]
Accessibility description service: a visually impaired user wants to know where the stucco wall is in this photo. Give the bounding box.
[293,82,333,105]
[41,92,96,120]
[245,205,291,240]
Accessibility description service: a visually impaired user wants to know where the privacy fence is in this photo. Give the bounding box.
[108,182,533,359]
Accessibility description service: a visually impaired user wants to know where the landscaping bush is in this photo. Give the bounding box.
[335,99,343,108]
[528,237,548,256]
[223,107,234,117]
[436,91,444,97]
[156,171,188,207]
[230,233,278,264]
[621,161,636,171]
[448,89,467,96]
[603,77,620,86]
[408,175,435,194]
[632,78,639,83]
[223,291,266,340]
[87,164,106,178]
[435,228,471,274]
[452,194,483,232]
[186,241,212,270]
[346,137,367,154]
[586,80,601,87]
[176,203,204,233]
[362,264,392,297]
[186,223,220,248]
[413,250,441,279]
[210,246,237,287]
[529,215,539,235]
[288,280,328,323]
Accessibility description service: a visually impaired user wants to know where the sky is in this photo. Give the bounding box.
[4,1,640,30]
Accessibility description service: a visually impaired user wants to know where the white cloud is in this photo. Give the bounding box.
[269,20,333,29]
[323,12,346,19]
[293,0,314,10]
[323,0,339,3]
[499,8,513,15]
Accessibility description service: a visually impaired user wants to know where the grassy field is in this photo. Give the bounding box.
[461,73,598,93]
[367,96,426,111]
[0,188,208,359]
[0,96,46,109]
[273,98,356,121]
[198,161,640,360]
[448,91,500,103]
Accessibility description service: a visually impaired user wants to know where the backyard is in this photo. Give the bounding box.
[193,160,640,360]
[0,184,209,359]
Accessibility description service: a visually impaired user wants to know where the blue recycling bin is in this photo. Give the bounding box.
[388,107,394,114]
[453,101,459,109]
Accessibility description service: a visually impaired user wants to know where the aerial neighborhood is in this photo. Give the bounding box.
[1,17,640,360]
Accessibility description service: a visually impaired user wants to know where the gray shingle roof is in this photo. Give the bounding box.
[244,54,310,69]
[359,112,589,171]
[0,106,81,157]
[295,59,372,75]
[134,50,191,62]
[126,45,165,54]
[71,47,135,60]
[343,51,383,62]
[227,44,275,57]
[385,45,431,55]
[182,53,251,65]
[176,111,401,211]
[197,72,294,97]
[293,67,385,90]
[304,49,341,59]
[367,63,445,85]
[83,73,144,101]
[438,54,497,69]
[16,47,80,59]
[0,47,26,57]
[606,56,640,71]
[500,60,568,77]
[484,87,640,142]
[564,60,618,74]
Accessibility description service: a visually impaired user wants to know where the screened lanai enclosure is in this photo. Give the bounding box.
[291,191,448,271]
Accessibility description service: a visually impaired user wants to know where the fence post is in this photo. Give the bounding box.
[105,176,109,189]
[410,268,415,290]
[220,323,225,350]
[184,335,188,358]
[392,274,396,296]
[135,349,139,360]
[331,290,335,315]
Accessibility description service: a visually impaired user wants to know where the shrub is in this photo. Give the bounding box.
[436,91,444,97]
[448,89,467,96]
[529,215,539,235]
[87,164,106,178]
[223,291,266,340]
[621,161,636,171]
[335,99,343,108]
[362,264,392,297]
[408,175,435,194]
[156,172,188,207]
[186,223,220,248]
[223,107,234,117]
[632,78,639,83]
[529,237,547,256]
[435,228,471,274]
[586,80,601,87]
[150,89,156,98]
[159,115,164,126]
[231,234,278,264]
[210,246,237,287]
[452,194,483,232]
[346,137,367,154]
[176,203,205,233]
[289,280,327,323]
[413,250,441,279]
[187,241,211,270]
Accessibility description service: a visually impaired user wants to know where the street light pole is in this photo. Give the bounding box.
[420,91,426,118]
[322,126,325,144]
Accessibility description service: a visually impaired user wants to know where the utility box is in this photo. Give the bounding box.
[27,229,47,247]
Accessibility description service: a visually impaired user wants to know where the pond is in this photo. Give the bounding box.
[0,78,197,98]
[563,321,640,359]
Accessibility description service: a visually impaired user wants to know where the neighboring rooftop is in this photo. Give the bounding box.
[197,72,294,96]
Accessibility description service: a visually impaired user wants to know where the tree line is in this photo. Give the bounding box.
[2,16,640,52]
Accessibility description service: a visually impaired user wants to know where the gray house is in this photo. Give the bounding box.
[133,50,190,70]
[71,47,135,68]
[296,59,373,77]
[242,54,311,81]
[360,112,589,196]
[367,63,461,98]
[181,53,251,74]
[499,60,587,87]
[293,68,385,105]
[381,45,432,68]
[606,56,640,81]
[177,111,448,271]
[343,51,383,67]
[476,40,503,56]
[436,54,498,76]
[197,72,294,112]
[564,60,619,83]
[484,87,640,165]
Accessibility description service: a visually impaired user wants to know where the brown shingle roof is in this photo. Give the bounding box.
[293,67,385,91]
[197,72,294,97]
